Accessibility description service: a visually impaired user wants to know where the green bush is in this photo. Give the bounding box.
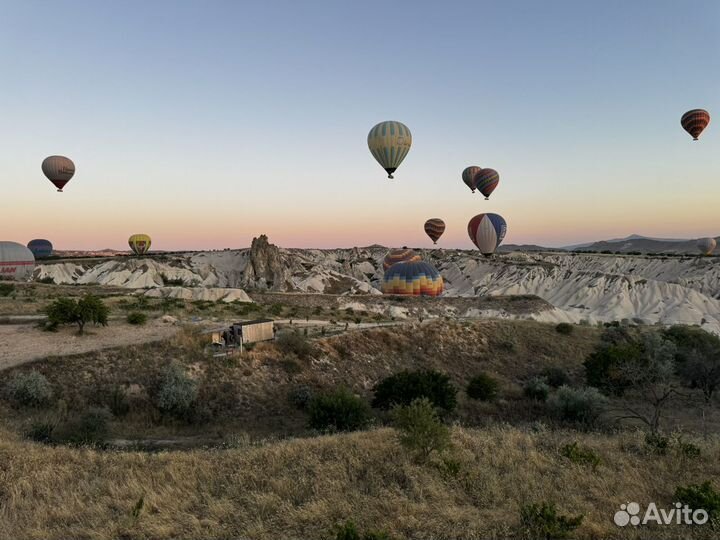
[555,323,573,335]
[308,387,372,432]
[46,295,109,335]
[372,370,457,412]
[6,370,53,407]
[334,520,392,540]
[0,283,15,296]
[25,420,56,443]
[288,385,313,410]
[540,367,570,389]
[155,363,198,420]
[645,432,670,455]
[466,373,499,402]
[548,386,606,427]
[58,407,112,446]
[677,439,701,459]
[583,341,641,395]
[523,377,550,402]
[126,311,147,325]
[560,441,601,469]
[674,481,720,521]
[519,502,583,539]
[276,331,315,359]
[106,386,130,417]
[393,398,450,462]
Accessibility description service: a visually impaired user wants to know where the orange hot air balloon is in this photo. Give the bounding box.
[424,218,446,244]
[681,109,710,141]
[42,156,75,192]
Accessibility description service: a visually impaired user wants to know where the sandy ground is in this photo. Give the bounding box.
[0,320,179,371]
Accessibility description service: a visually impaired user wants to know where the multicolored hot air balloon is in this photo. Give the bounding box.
[382,260,443,297]
[681,109,710,141]
[462,166,482,192]
[0,241,35,281]
[697,237,716,256]
[473,168,499,200]
[41,156,75,192]
[424,218,446,244]
[367,121,412,179]
[468,213,507,256]
[383,248,421,271]
[128,234,152,255]
[27,239,53,259]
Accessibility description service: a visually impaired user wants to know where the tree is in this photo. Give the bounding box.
[307,387,372,432]
[46,295,109,335]
[392,398,450,462]
[372,370,457,412]
[665,325,720,404]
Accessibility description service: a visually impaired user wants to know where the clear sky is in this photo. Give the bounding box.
[1,0,719,251]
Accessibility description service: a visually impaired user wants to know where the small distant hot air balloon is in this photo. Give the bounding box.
[367,121,412,179]
[424,218,446,244]
[41,156,75,192]
[468,213,507,256]
[697,237,716,256]
[382,260,444,296]
[473,168,499,200]
[383,248,421,271]
[681,109,710,141]
[462,166,482,192]
[27,239,53,259]
[128,234,152,255]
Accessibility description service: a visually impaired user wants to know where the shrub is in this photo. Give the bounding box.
[6,371,53,407]
[393,398,450,462]
[583,341,641,395]
[675,482,720,522]
[25,420,56,443]
[58,407,112,446]
[308,387,372,432]
[126,311,147,325]
[276,331,314,359]
[288,385,313,410]
[519,502,583,540]
[560,442,601,469]
[523,377,550,402]
[540,367,570,389]
[46,295,109,335]
[0,283,15,296]
[466,373,499,402]
[372,370,457,412]
[676,439,701,459]
[106,386,131,417]
[548,386,606,427]
[555,323,573,335]
[645,432,670,455]
[155,363,198,420]
[334,521,393,540]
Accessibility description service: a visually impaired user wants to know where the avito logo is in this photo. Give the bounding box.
[614,502,708,526]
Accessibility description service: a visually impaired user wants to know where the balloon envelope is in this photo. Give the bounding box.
[383,260,443,296]
[42,156,75,192]
[467,213,507,256]
[462,166,481,192]
[27,239,53,259]
[473,168,499,200]
[697,237,716,255]
[367,121,412,178]
[681,109,710,140]
[383,248,421,271]
[128,234,152,255]
[424,218,446,244]
[0,241,35,281]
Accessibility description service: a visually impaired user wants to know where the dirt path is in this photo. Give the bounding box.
[0,320,179,371]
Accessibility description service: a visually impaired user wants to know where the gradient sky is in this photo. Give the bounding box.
[1,0,719,251]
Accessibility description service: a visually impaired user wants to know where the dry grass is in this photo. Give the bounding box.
[0,425,718,539]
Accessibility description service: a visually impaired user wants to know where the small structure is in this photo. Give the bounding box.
[208,319,275,356]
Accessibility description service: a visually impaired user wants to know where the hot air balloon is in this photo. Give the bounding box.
[0,241,35,281]
[424,218,446,244]
[383,248,421,271]
[41,156,75,192]
[467,213,507,256]
[697,237,716,256]
[473,168,499,200]
[367,121,412,179]
[27,239,53,259]
[128,234,152,255]
[681,109,710,141]
[382,260,443,296]
[462,166,482,192]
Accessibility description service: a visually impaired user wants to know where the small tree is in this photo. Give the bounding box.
[372,370,457,412]
[466,373,499,401]
[307,387,372,432]
[46,295,109,335]
[548,386,607,428]
[6,371,53,407]
[156,363,198,420]
[393,398,450,462]
[665,326,720,405]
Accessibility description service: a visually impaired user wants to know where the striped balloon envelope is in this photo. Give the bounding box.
[697,237,716,256]
[41,155,75,192]
[462,166,482,192]
[382,260,444,297]
[27,239,53,259]
[424,218,446,244]
[467,213,507,256]
[367,121,412,179]
[473,168,500,200]
[681,109,710,141]
[128,234,152,255]
[383,248,421,271]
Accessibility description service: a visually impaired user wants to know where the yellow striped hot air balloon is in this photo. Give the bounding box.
[128,234,152,255]
[367,121,412,179]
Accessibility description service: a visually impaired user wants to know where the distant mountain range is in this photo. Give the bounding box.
[497,234,719,255]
